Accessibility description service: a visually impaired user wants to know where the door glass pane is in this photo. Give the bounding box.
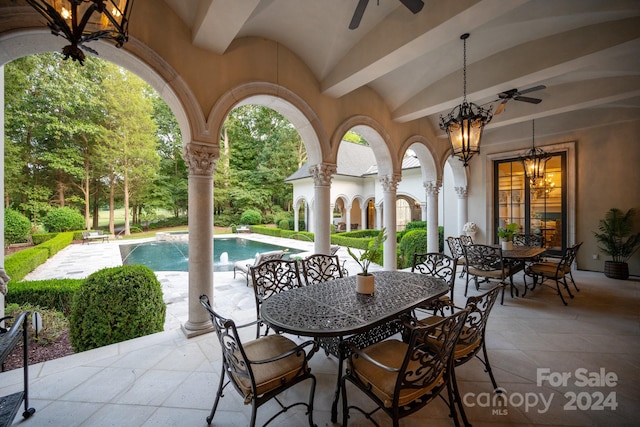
[494,153,565,255]
[496,161,525,235]
[530,155,563,252]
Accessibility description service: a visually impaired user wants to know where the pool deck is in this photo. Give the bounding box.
[21,233,373,330]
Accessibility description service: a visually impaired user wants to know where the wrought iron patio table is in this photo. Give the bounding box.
[259,270,449,422]
[501,246,546,296]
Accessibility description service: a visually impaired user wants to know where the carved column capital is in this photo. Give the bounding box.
[424,180,441,197]
[380,174,401,192]
[183,142,219,177]
[309,163,336,186]
[455,186,469,198]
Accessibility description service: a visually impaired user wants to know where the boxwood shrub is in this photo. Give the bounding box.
[69,265,166,352]
[4,209,31,245]
[398,229,428,268]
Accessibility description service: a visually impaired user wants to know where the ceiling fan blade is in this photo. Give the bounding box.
[398,0,424,14]
[514,96,542,104]
[349,0,369,30]
[517,85,546,95]
[495,100,507,115]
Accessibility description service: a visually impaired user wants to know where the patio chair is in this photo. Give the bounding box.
[463,244,515,305]
[524,242,582,305]
[416,283,505,427]
[513,233,544,248]
[459,234,474,246]
[447,236,468,278]
[301,253,343,286]
[199,295,317,427]
[233,250,285,286]
[411,252,458,315]
[340,308,470,427]
[250,259,303,338]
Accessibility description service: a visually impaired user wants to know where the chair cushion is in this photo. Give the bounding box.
[233,258,253,272]
[351,339,443,408]
[232,334,307,402]
[467,267,508,279]
[528,263,565,278]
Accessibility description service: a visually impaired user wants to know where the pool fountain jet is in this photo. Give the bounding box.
[220,252,229,265]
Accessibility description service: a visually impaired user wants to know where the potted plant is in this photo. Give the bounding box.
[497,222,519,250]
[347,228,387,294]
[593,208,640,280]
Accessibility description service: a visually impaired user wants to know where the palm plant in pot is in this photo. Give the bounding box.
[593,208,640,280]
[347,227,387,294]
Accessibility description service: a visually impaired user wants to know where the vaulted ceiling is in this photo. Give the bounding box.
[164,0,640,145]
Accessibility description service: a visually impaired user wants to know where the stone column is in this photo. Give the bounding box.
[375,203,382,230]
[346,203,352,231]
[380,175,400,271]
[420,202,427,222]
[182,142,219,337]
[361,203,367,230]
[0,66,5,321]
[293,202,299,232]
[309,163,336,254]
[425,181,441,253]
[455,186,469,236]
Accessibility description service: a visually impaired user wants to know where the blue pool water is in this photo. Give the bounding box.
[119,237,303,272]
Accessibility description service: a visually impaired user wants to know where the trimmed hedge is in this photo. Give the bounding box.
[70,265,166,352]
[4,248,49,283]
[32,233,57,245]
[4,232,75,282]
[6,279,84,316]
[280,230,315,241]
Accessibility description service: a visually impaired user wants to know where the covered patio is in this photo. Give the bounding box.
[0,235,637,426]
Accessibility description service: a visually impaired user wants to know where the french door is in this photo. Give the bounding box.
[494,153,566,256]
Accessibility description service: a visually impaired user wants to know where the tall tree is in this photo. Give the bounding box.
[98,64,159,235]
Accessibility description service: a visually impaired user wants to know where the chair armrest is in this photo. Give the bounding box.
[248,339,318,365]
[233,318,262,330]
[342,340,400,373]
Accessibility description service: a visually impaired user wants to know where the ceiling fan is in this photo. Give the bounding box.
[349,0,424,30]
[493,85,546,115]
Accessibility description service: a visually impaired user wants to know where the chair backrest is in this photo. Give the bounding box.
[411,252,457,291]
[459,234,474,246]
[251,259,302,303]
[513,234,544,247]
[446,236,465,259]
[395,309,469,402]
[464,244,505,274]
[457,284,504,354]
[199,295,256,394]
[301,254,343,286]
[557,241,582,273]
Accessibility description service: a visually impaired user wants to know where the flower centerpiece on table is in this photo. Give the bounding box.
[463,222,478,234]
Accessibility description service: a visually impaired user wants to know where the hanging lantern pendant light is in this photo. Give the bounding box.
[439,33,493,167]
[22,0,134,65]
[521,120,551,186]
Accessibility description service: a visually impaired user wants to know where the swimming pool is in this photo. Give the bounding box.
[119,237,303,272]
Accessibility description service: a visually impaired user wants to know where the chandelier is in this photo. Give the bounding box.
[22,0,134,65]
[439,33,493,167]
[533,174,555,199]
[520,120,551,186]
